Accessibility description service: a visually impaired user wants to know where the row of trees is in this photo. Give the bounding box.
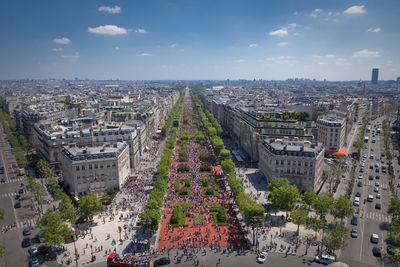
[140,93,185,231]
[388,197,400,259]
[0,96,29,167]
[191,91,265,245]
[161,94,185,137]
[268,178,353,254]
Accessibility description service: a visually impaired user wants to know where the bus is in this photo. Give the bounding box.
[364,136,369,143]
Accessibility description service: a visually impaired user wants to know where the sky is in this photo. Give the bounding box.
[0,0,399,81]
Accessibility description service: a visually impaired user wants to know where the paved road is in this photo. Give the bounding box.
[341,116,397,266]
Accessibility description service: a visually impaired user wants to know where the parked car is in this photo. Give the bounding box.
[351,229,358,238]
[374,187,379,192]
[376,194,381,199]
[22,237,31,247]
[29,246,38,255]
[357,181,363,187]
[29,257,39,267]
[371,234,379,243]
[315,254,335,264]
[153,257,171,266]
[23,227,31,236]
[14,202,21,208]
[18,188,23,194]
[38,245,49,253]
[372,247,382,257]
[15,194,20,200]
[351,216,358,225]
[355,192,361,197]
[257,251,268,263]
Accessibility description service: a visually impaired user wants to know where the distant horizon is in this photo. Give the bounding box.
[1,0,399,80]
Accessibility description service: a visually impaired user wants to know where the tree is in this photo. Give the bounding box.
[39,210,70,247]
[58,194,77,224]
[78,193,104,221]
[388,197,400,220]
[302,187,317,208]
[140,209,161,231]
[268,178,300,216]
[27,176,46,212]
[219,149,231,161]
[291,205,309,235]
[312,194,334,219]
[268,178,290,192]
[331,196,354,222]
[47,176,59,195]
[324,221,349,255]
[221,159,235,175]
[37,159,52,179]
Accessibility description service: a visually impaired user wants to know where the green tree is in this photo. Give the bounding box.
[312,194,334,219]
[46,176,59,195]
[291,205,309,235]
[331,195,354,222]
[324,220,349,255]
[388,197,400,220]
[39,210,70,247]
[37,159,52,179]
[140,209,161,231]
[219,149,231,161]
[27,176,46,212]
[221,159,235,175]
[268,178,300,216]
[78,193,104,221]
[302,187,317,208]
[389,217,400,246]
[58,194,77,224]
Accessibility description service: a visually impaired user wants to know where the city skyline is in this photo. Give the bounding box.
[0,0,399,81]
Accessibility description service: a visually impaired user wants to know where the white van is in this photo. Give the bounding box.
[367,195,373,202]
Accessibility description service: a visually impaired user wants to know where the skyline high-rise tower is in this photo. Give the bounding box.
[371,68,379,84]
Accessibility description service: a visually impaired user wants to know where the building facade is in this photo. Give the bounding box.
[258,138,324,191]
[316,116,346,153]
[61,142,130,197]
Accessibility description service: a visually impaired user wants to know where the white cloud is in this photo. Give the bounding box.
[269,28,288,37]
[313,54,336,59]
[248,43,257,48]
[134,29,147,34]
[136,53,152,57]
[277,42,288,46]
[304,26,312,30]
[328,12,333,16]
[170,43,177,48]
[52,37,70,45]
[335,58,351,65]
[88,25,128,35]
[233,59,245,63]
[288,23,297,28]
[368,28,381,33]
[353,49,380,58]
[344,5,366,14]
[98,5,121,14]
[52,48,63,52]
[293,32,300,36]
[115,46,120,51]
[266,56,293,64]
[310,8,323,17]
[318,62,327,65]
[61,53,79,59]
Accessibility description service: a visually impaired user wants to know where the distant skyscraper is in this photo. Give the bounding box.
[371,68,379,84]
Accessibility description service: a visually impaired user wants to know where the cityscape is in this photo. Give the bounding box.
[1,1,400,267]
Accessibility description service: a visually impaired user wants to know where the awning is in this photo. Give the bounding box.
[333,148,347,156]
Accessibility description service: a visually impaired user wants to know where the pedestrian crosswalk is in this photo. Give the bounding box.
[366,180,387,189]
[0,192,17,198]
[365,211,391,222]
[0,178,23,185]
[0,219,37,233]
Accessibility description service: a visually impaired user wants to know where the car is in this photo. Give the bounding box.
[359,168,364,173]
[360,162,365,167]
[18,188,23,194]
[351,229,358,238]
[372,247,382,257]
[376,193,381,199]
[375,203,382,210]
[367,195,373,202]
[351,216,358,225]
[23,227,31,236]
[374,187,379,192]
[29,257,39,267]
[375,163,380,168]
[371,234,379,243]
[369,165,373,169]
[355,192,361,197]
[358,174,363,179]
[353,200,360,206]
[363,154,367,158]
[375,181,380,187]
[15,194,21,200]
[257,251,268,263]
[382,168,386,173]
[314,254,335,265]
[357,181,363,187]
[376,175,380,179]
[29,246,38,255]
[370,155,374,159]
[38,245,49,253]
[22,237,31,247]
[153,257,171,266]
[14,202,21,208]
[375,168,380,173]
[369,175,374,180]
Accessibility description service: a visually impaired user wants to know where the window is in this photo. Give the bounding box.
[89,164,92,170]
[81,165,85,170]
[112,163,116,167]
[95,164,98,169]
[276,160,279,165]
[310,162,313,167]
[107,164,110,168]
[100,165,103,169]
[305,162,308,167]
[76,166,80,171]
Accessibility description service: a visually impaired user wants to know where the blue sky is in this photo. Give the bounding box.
[0,0,399,81]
